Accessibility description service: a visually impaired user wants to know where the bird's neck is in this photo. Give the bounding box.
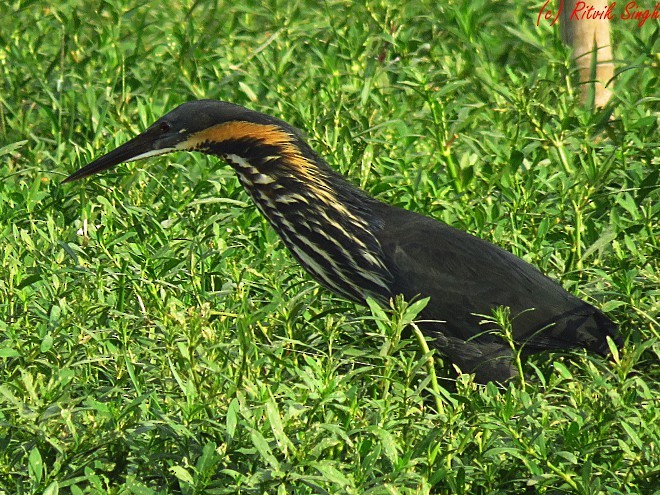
[201,125,394,303]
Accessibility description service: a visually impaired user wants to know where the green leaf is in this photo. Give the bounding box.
[310,461,351,487]
[621,421,643,450]
[615,193,639,219]
[196,442,218,475]
[266,397,290,455]
[556,451,578,464]
[170,466,195,485]
[28,447,43,484]
[401,297,430,326]
[553,362,573,380]
[125,476,157,495]
[250,428,279,470]
[0,348,20,358]
[635,167,659,205]
[40,334,54,353]
[366,297,387,320]
[43,481,59,495]
[0,140,28,157]
[581,227,616,261]
[226,398,239,441]
[238,81,258,102]
[600,300,626,312]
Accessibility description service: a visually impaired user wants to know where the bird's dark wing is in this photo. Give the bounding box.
[374,204,619,357]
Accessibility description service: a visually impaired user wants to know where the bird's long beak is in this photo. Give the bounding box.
[62,128,177,184]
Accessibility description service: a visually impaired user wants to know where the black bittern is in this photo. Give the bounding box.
[64,100,621,383]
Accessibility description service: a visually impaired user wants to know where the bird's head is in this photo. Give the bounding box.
[62,100,298,183]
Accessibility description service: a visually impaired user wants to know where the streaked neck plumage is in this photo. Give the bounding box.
[186,120,394,304]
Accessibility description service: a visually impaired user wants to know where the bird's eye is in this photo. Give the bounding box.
[159,121,172,133]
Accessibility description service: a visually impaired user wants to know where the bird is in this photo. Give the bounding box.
[63,99,622,384]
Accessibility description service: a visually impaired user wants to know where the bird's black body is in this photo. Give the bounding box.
[64,100,621,383]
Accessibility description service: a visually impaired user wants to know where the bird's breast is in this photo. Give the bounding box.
[222,152,394,304]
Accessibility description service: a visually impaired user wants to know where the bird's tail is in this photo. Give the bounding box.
[589,309,622,356]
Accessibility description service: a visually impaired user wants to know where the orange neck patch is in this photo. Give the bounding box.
[180,121,350,214]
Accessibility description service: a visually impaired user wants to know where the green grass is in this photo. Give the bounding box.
[1,0,658,493]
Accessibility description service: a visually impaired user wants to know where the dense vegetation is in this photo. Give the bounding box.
[1,1,658,493]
